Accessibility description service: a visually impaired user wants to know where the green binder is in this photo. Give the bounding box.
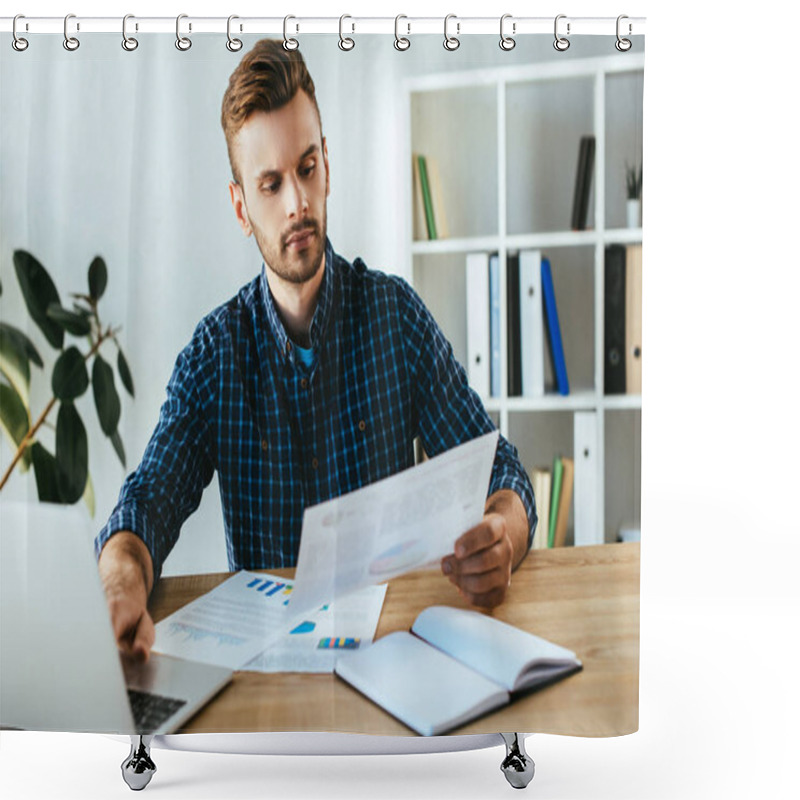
[417,155,437,240]
[548,455,563,548]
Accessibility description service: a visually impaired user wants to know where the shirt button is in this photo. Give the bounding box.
[311,457,319,470]
[300,378,308,389]
[358,420,366,432]
[284,340,292,355]
[261,440,269,452]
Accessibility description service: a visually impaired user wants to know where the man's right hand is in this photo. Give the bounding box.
[97,532,155,661]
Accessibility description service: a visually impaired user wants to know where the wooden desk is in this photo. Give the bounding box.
[149,542,639,737]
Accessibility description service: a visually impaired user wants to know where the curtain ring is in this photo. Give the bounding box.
[226,15,243,52]
[394,15,410,51]
[615,15,632,51]
[122,14,138,51]
[175,14,192,51]
[283,16,299,51]
[63,13,80,51]
[12,15,29,52]
[338,15,355,51]
[553,14,570,51]
[499,14,516,51]
[443,14,460,51]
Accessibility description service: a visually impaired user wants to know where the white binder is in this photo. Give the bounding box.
[573,411,601,546]
[466,252,490,399]
[519,250,545,397]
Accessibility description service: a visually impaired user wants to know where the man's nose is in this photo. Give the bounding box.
[285,176,309,218]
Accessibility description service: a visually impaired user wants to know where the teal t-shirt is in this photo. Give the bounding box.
[295,343,315,371]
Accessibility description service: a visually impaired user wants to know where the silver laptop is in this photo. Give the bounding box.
[0,502,232,734]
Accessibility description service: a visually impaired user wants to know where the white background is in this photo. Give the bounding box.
[2,1,799,799]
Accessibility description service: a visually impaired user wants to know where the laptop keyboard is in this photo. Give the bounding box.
[127,688,187,733]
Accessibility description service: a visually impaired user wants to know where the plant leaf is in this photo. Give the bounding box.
[55,401,88,504]
[117,347,135,398]
[92,354,121,436]
[13,250,64,350]
[31,442,62,503]
[46,303,92,337]
[110,429,126,468]
[0,324,31,407]
[0,382,32,471]
[52,346,89,401]
[0,321,44,368]
[83,471,96,518]
[88,256,108,301]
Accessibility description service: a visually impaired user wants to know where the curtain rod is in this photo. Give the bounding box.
[0,16,646,37]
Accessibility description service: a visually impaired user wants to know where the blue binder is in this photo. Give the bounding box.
[541,257,570,396]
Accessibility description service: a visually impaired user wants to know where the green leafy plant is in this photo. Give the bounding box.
[0,250,134,514]
[625,162,643,200]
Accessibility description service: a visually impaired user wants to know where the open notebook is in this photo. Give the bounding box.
[335,605,582,736]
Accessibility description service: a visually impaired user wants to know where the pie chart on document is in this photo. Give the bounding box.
[368,539,428,577]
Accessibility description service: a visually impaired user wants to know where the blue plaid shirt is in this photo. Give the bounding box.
[96,240,536,580]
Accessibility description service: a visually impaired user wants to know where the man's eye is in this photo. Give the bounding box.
[262,182,280,194]
[301,162,315,177]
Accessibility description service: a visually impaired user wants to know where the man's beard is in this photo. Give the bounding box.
[250,210,327,286]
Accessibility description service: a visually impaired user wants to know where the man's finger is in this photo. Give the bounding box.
[450,540,510,576]
[132,611,155,661]
[454,514,505,559]
[454,566,509,597]
[455,582,508,609]
[115,607,152,660]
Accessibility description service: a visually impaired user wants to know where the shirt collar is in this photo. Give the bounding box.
[260,237,336,361]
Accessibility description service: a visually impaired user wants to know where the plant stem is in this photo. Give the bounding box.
[0,328,112,492]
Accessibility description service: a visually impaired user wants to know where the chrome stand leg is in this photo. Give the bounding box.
[500,733,535,789]
[121,735,156,791]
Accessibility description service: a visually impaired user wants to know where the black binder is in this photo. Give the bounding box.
[506,252,522,397]
[571,136,596,231]
[604,244,626,395]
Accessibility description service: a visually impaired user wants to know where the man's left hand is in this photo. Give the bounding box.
[441,512,513,608]
[440,489,530,609]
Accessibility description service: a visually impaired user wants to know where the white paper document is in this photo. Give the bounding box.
[288,431,500,616]
[153,572,388,672]
[153,571,297,669]
[244,583,387,673]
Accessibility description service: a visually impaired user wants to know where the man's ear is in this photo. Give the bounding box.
[322,137,330,198]
[229,181,252,237]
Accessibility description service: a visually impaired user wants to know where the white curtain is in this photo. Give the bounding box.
[1,33,616,574]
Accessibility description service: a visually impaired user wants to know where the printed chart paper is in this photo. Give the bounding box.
[245,583,387,673]
[289,431,499,616]
[153,571,296,669]
[153,572,388,672]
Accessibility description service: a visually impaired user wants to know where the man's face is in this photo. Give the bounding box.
[230,91,329,285]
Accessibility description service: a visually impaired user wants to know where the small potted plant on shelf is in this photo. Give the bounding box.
[625,162,643,229]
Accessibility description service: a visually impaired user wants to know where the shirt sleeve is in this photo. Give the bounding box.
[396,277,538,552]
[94,323,216,581]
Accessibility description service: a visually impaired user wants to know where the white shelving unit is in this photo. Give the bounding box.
[403,53,644,546]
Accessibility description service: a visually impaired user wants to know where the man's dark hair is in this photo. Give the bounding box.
[221,39,321,185]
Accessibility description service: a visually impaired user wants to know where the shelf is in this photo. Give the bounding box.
[506,231,598,250]
[407,53,644,546]
[484,391,601,413]
[602,395,642,411]
[483,393,642,414]
[603,228,643,245]
[411,236,501,256]
[411,228,642,256]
